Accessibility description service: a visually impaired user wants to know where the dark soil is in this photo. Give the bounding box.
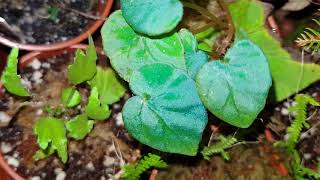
[0,52,140,179]
[0,0,99,44]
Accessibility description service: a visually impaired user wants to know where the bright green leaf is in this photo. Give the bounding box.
[34,144,55,161]
[66,114,94,140]
[120,0,183,36]
[229,0,320,102]
[86,87,111,120]
[1,48,29,96]
[88,67,126,105]
[179,29,209,79]
[68,37,97,85]
[34,117,68,163]
[101,10,186,81]
[123,63,208,156]
[196,40,272,128]
[61,87,81,108]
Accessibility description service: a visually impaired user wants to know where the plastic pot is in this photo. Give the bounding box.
[0,44,105,180]
[0,0,113,51]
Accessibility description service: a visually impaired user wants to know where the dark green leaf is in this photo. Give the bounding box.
[1,48,30,96]
[68,37,97,85]
[101,10,185,81]
[120,0,183,36]
[61,87,81,108]
[66,114,94,140]
[88,67,126,105]
[34,117,68,163]
[196,40,272,128]
[86,87,111,120]
[123,63,208,156]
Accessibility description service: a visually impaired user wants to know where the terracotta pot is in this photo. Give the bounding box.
[0,44,105,180]
[0,0,113,51]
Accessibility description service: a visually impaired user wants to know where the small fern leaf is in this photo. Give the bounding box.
[201,135,238,161]
[286,94,319,150]
[122,153,168,180]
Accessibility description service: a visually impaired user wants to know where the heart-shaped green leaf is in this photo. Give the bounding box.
[179,29,209,79]
[196,40,272,128]
[120,0,183,36]
[123,63,208,156]
[101,10,185,81]
[229,0,320,102]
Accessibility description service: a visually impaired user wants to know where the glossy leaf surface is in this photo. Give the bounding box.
[120,0,183,36]
[196,40,272,128]
[123,63,208,155]
[101,11,185,81]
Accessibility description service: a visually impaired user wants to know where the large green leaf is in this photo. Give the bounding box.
[120,0,183,36]
[88,67,126,105]
[34,117,68,163]
[1,48,30,96]
[68,37,97,85]
[101,10,185,81]
[179,29,209,79]
[196,40,272,128]
[66,114,94,140]
[229,0,320,102]
[123,63,208,156]
[85,87,111,120]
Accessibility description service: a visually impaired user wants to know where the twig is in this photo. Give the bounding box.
[0,17,26,43]
[182,1,226,30]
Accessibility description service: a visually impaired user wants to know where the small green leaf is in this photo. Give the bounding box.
[61,87,81,108]
[66,114,94,140]
[34,144,55,161]
[196,40,272,128]
[1,48,30,96]
[120,0,183,36]
[179,29,209,79]
[68,37,97,85]
[101,10,185,81]
[34,117,68,163]
[123,63,208,156]
[88,67,126,105]
[86,87,111,120]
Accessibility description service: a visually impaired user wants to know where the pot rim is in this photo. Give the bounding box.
[0,44,105,180]
[0,0,113,51]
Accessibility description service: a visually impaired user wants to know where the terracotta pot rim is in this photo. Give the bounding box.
[0,44,104,180]
[0,0,113,51]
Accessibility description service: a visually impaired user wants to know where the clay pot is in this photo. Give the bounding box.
[0,44,105,179]
[0,0,113,51]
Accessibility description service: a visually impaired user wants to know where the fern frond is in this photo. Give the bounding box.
[286,94,320,151]
[296,18,320,54]
[122,153,168,180]
[291,149,320,179]
[201,135,238,160]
